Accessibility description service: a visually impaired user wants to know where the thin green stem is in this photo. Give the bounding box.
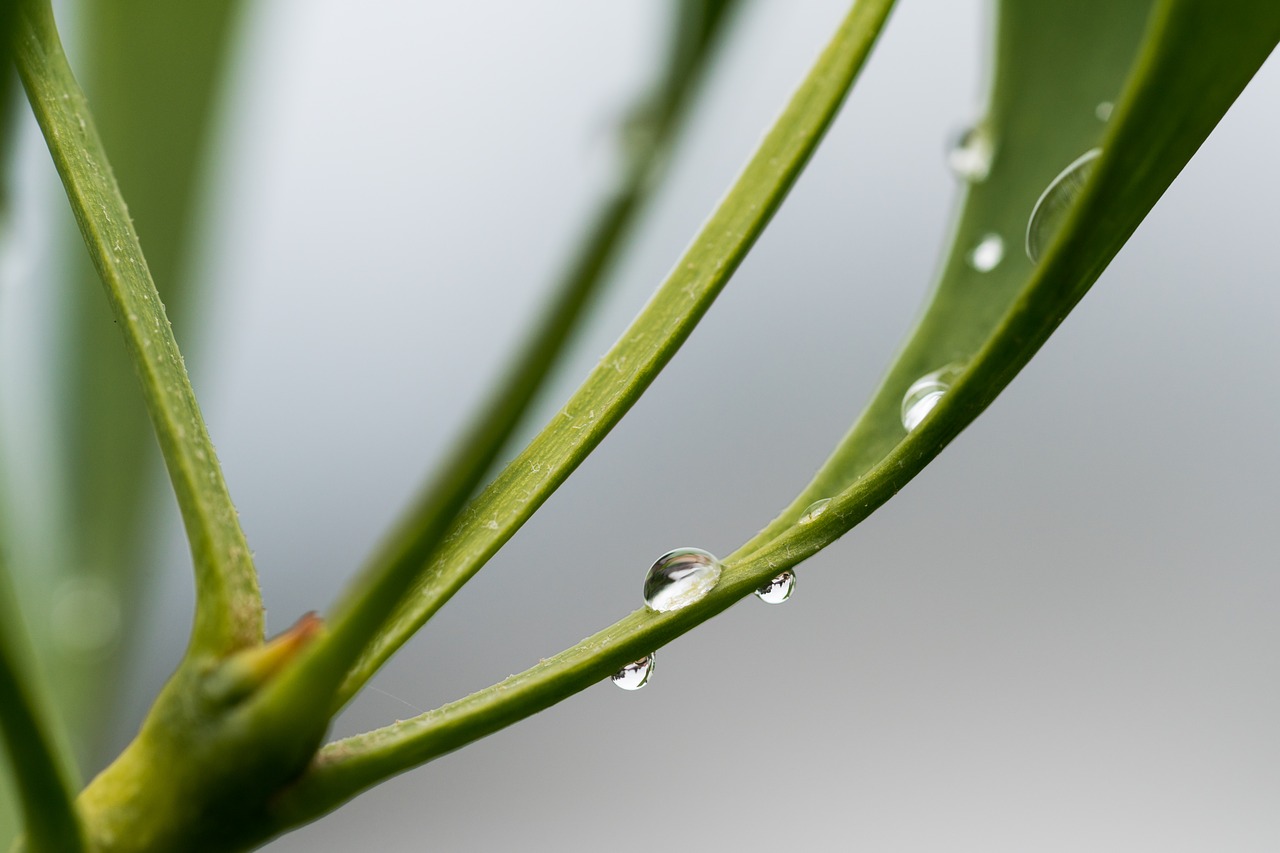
[287,0,746,714]
[0,569,83,853]
[313,0,897,709]
[13,0,262,657]
[267,0,1278,829]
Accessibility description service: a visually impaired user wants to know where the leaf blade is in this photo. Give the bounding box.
[736,0,1160,558]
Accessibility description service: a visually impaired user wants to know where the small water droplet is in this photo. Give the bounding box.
[1095,101,1114,121]
[798,498,831,525]
[967,233,1005,272]
[901,364,964,432]
[947,123,994,182]
[1026,148,1102,263]
[643,548,722,612]
[611,653,655,690]
[755,570,796,605]
[51,576,121,657]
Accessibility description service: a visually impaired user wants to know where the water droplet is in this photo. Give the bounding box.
[947,123,994,182]
[612,653,655,690]
[1095,101,1114,121]
[798,498,831,525]
[51,576,121,657]
[643,548,722,612]
[901,364,964,432]
[1025,148,1102,263]
[967,233,1005,272]
[755,570,796,605]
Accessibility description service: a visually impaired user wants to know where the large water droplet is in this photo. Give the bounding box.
[947,123,994,182]
[755,570,796,605]
[798,498,831,525]
[1095,101,1114,121]
[51,576,121,657]
[901,364,964,432]
[1025,148,1102,263]
[967,233,1005,272]
[643,548,722,612]
[612,653,655,690]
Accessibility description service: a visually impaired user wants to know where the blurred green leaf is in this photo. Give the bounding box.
[1,0,16,209]
[53,0,247,751]
[15,0,261,662]
[2,1,26,845]
[0,564,84,853]
[738,0,1279,569]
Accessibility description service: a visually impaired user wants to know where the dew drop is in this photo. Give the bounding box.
[1025,148,1102,263]
[901,364,964,432]
[755,570,796,605]
[798,498,831,525]
[967,233,1005,272]
[51,576,121,657]
[611,653,655,691]
[946,123,994,182]
[643,548,722,612]
[1095,101,1114,121]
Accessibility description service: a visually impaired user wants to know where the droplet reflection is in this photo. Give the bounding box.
[611,653,655,690]
[901,364,964,432]
[755,570,796,605]
[1026,148,1102,263]
[947,123,994,182]
[643,548,722,613]
[967,233,1005,272]
[798,498,831,525]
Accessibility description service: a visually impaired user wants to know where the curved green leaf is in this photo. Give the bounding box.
[740,0,1278,566]
[736,0,1156,558]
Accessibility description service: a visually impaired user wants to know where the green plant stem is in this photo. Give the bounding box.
[318,0,897,709]
[295,0,745,714]
[268,0,1278,830]
[0,569,83,853]
[13,0,262,657]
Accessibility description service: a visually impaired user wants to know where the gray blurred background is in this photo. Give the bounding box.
[9,0,1280,850]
